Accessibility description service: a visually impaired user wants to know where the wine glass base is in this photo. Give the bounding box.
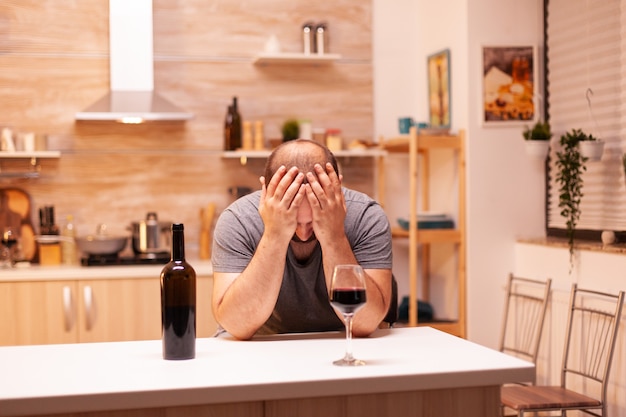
[333,358,366,366]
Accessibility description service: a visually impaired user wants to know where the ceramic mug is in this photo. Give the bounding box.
[398,117,415,134]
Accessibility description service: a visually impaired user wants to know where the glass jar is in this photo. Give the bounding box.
[326,129,342,151]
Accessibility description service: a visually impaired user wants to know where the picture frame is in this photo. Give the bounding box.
[481,45,538,126]
[427,49,451,128]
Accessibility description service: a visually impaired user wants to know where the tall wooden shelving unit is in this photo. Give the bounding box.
[378,126,467,338]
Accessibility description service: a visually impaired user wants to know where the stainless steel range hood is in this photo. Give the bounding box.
[75,0,193,123]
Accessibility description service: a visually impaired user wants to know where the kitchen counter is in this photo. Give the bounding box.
[0,327,534,417]
[0,259,213,281]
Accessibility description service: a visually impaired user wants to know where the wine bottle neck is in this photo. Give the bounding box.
[171,229,185,261]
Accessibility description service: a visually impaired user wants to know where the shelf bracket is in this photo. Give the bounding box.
[0,157,42,178]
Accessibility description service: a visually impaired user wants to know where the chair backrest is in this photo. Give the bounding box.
[560,284,624,404]
[499,273,552,364]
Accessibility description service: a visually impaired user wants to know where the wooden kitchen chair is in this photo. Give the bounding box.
[501,284,624,417]
[499,274,552,369]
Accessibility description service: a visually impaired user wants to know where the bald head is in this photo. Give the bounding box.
[264,139,339,186]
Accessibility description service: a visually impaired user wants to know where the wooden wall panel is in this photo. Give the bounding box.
[153,0,372,60]
[0,0,374,255]
[0,0,108,54]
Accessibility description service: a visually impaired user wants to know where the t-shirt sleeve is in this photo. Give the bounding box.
[211,208,258,273]
[349,201,393,270]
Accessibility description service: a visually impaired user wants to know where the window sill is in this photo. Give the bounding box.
[517,237,626,255]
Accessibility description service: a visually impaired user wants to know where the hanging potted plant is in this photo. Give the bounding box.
[523,121,552,159]
[578,132,604,161]
[555,129,588,270]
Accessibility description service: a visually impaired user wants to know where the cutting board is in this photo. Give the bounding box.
[0,187,37,261]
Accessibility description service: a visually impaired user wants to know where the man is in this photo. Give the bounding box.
[212,139,392,340]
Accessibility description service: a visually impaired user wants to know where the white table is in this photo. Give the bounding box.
[0,327,534,417]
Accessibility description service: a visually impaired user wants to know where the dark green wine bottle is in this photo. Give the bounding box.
[160,223,196,360]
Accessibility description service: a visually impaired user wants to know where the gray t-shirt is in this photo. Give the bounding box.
[212,187,392,335]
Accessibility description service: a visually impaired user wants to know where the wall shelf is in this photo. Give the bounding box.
[0,151,61,159]
[222,148,385,165]
[253,53,341,65]
[222,148,384,159]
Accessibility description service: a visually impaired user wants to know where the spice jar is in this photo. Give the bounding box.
[325,129,342,151]
[315,22,327,54]
[302,22,314,55]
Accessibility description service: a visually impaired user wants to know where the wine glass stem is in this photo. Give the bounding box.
[344,314,355,361]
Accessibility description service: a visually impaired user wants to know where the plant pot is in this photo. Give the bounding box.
[524,140,550,159]
[579,140,604,161]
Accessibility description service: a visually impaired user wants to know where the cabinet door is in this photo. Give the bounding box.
[0,281,78,346]
[77,278,161,343]
[79,276,217,342]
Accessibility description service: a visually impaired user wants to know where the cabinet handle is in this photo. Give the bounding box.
[62,286,75,332]
[83,285,96,331]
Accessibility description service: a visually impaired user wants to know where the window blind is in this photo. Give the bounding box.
[546,0,626,236]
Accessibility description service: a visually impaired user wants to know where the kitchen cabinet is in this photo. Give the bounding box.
[0,275,216,346]
[378,127,466,338]
[0,279,77,345]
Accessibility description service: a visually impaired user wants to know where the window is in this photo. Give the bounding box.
[546,0,626,240]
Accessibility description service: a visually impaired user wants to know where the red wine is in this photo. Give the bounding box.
[162,305,196,358]
[331,288,367,315]
[161,224,196,360]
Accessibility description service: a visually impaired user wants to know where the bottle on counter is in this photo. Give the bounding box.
[61,214,77,265]
[160,223,196,360]
[223,97,242,151]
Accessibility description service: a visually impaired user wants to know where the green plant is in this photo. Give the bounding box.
[281,119,300,142]
[580,133,599,141]
[523,121,552,140]
[555,128,588,270]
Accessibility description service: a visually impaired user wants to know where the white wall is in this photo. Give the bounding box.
[373,0,470,320]
[374,1,626,413]
[374,0,546,345]
[464,0,546,346]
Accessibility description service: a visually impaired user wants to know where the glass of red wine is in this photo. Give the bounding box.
[1,227,19,267]
[330,264,367,366]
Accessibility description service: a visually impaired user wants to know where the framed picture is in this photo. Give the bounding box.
[482,45,537,126]
[427,49,451,128]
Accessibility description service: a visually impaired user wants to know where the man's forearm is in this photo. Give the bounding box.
[215,234,289,339]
